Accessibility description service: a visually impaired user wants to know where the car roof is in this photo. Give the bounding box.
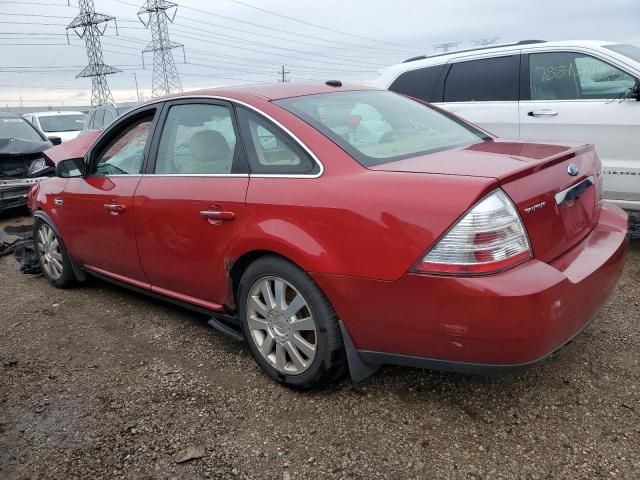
[143,82,375,104]
[25,111,85,117]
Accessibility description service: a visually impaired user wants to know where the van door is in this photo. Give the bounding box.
[432,54,521,138]
[519,50,640,207]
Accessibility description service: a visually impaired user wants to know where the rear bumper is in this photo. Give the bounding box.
[608,198,640,212]
[312,202,628,373]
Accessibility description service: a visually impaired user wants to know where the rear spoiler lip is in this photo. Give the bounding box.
[497,144,595,185]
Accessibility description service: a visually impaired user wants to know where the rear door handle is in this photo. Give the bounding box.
[528,109,558,117]
[104,203,126,215]
[200,210,235,221]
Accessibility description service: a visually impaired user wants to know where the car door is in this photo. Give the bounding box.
[133,99,249,309]
[432,53,521,138]
[519,49,640,204]
[60,106,160,285]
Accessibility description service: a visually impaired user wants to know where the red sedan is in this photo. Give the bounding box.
[30,83,628,389]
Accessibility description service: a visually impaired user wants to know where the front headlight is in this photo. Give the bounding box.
[27,157,49,177]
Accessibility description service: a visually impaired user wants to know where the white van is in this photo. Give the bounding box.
[22,111,85,143]
[373,40,640,211]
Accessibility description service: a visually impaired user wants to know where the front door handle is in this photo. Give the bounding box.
[528,109,558,117]
[200,210,235,221]
[104,203,126,215]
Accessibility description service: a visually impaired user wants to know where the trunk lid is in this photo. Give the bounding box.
[371,139,603,262]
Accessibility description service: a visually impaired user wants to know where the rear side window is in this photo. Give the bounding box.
[389,64,445,102]
[444,55,520,102]
[236,107,319,175]
[528,51,636,100]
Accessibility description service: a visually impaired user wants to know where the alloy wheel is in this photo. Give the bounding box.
[246,275,317,375]
[37,224,63,280]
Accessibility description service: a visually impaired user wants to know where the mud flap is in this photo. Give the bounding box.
[339,320,380,383]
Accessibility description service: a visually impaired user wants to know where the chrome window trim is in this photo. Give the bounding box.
[90,95,325,179]
[140,174,249,178]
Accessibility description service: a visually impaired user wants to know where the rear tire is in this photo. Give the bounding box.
[238,255,346,389]
[34,220,76,288]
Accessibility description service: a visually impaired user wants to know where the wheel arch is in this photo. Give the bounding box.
[32,210,86,281]
[226,248,308,311]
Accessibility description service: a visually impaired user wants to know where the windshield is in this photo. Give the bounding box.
[0,116,44,142]
[38,114,85,133]
[275,90,489,167]
[604,44,640,64]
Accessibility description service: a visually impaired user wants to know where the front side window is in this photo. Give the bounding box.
[237,107,318,175]
[94,114,153,176]
[444,55,519,102]
[155,103,238,174]
[0,116,44,142]
[276,90,488,167]
[529,52,636,100]
[389,64,445,102]
[38,114,85,133]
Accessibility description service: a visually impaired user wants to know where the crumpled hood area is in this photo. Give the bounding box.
[0,137,50,159]
[0,138,51,179]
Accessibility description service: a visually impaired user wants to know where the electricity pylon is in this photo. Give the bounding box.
[138,0,184,98]
[67,0,121,106]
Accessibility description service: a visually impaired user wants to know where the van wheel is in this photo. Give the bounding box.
[34,220,76,288]
[238,255,346,389]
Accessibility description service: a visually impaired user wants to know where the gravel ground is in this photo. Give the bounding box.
[1,212,639,480]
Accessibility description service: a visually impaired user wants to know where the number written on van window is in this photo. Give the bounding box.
[529,52,636,100]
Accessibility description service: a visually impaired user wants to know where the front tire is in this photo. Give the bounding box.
[34,220,76,288]
[238,255,346,389]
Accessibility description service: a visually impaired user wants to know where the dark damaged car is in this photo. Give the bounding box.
[0,112,60,213]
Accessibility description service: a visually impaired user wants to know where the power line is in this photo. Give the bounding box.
[67,0,121,106]
[278,65,290,83]
[433,42,459,53]
[137,1,184,97]
[222,0,422,50]
[113,0,415,55]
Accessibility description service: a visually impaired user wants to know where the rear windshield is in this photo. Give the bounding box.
[0,116,43,142]
[275,90,488,167]
[38,114,85,133]
[604,44,640,64]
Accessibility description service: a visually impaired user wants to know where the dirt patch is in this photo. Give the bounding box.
[1,214,639,479]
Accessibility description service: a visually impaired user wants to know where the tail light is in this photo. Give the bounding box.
[412,189,532,275]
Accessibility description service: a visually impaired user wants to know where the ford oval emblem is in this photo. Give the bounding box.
[567,163,579,176]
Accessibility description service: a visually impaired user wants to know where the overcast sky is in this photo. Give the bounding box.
[1,0,639,108]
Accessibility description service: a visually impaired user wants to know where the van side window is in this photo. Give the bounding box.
[389,64,445,102]
[529,52,636,100]
[444,55,519,102]
[104,109,116,127]
[93,109,105,130]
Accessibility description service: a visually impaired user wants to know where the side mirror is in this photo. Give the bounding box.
[55,157,85,178]
[48,136,63,146]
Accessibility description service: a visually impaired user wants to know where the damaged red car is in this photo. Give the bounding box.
[29,83,628,388]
